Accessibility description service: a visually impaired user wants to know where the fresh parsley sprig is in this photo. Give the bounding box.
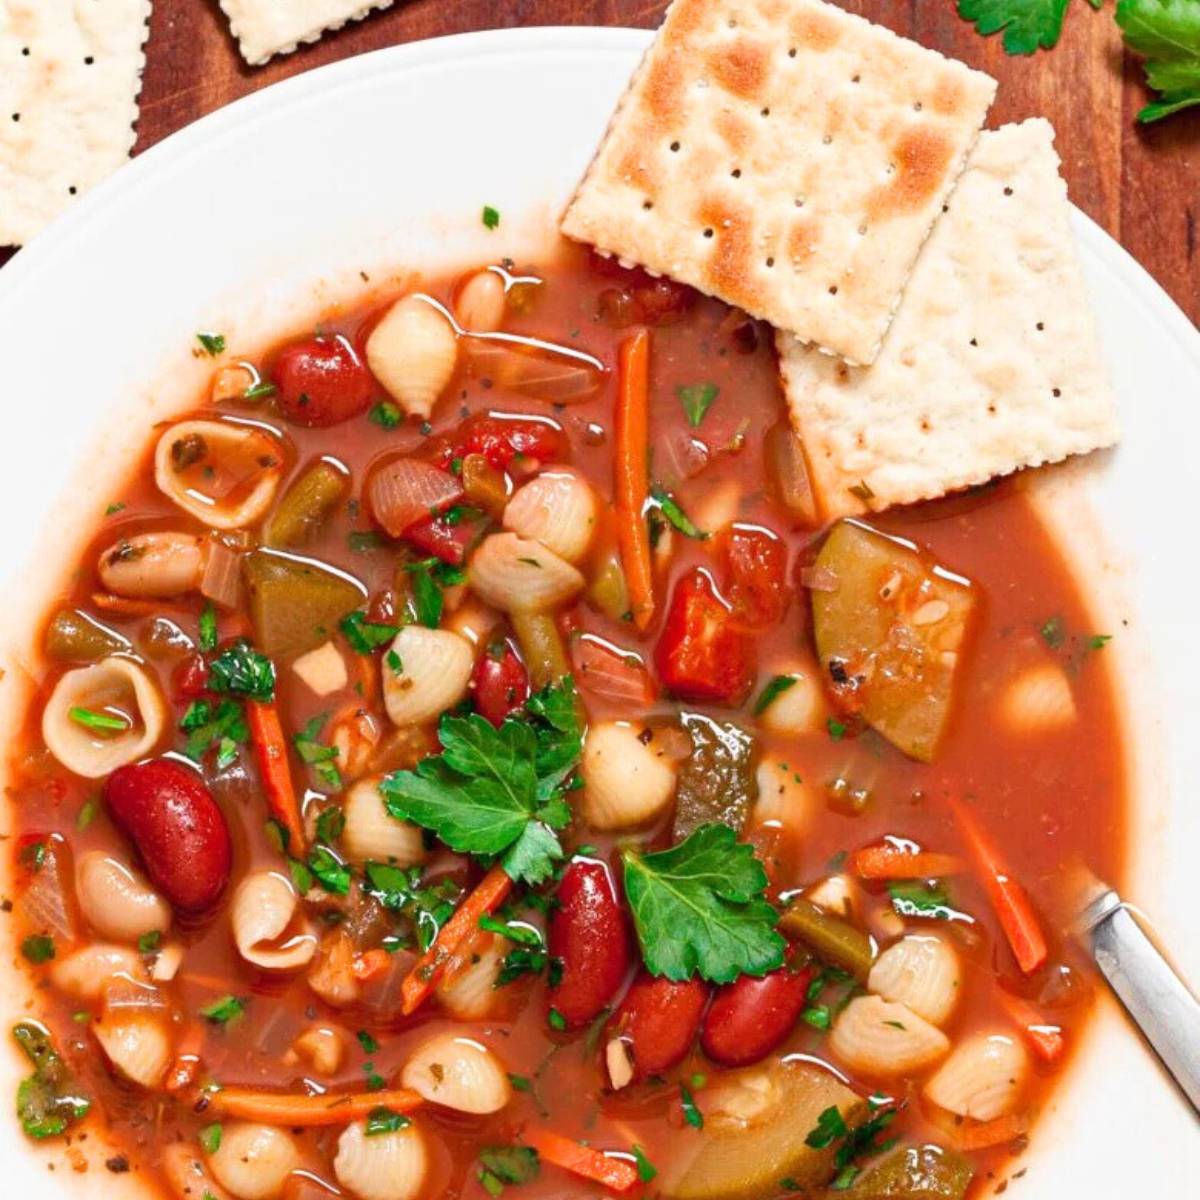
[1117,0,1200,121]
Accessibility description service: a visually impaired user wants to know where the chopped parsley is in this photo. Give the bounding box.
[348,530,385,553]
[357,1030,380,1055]
[13,1021,90,1140]
[198,1123,222,1154]
[632,1144,658,1183]
[827,717,848,741]
[67,706,128,733]
[680,1082,704,1129]
[366,1107,411,1136]
[403,557,466,628]
[243,379,277,401]
[21,935,55,965]
[294,713,342,792]
[507,1073,532,1092]
[196,331,226,356]
[369,400,403,430]
[137,930,162,955]
[547,1007,567,1032]
[649,485,709,540]
[104,502,125,516]
[340,610,399,654]
[180,698,247,767]
[1088,633,1112,650]
[198,602,218,652]
[1040,614,1066,649]
[208,639,275,702]
[888,880,969,922]
[477,1144,538,1195]
[677,382,719,427]
[362,862,461,953]
[806,1099,900,1190]
[75,798,98,831]
[307,844,351,895]
[200,995,245,1026]
[1118,0,1200,123]
[754,674,798,715]
[482,205,501,230]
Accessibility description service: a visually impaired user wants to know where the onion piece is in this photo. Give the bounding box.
[201,539,242,609]
[572,634,656,706]
[18,837,78,942]
[368,460,463,538]
[764,421,819,526]
[657,426,710,487]
[468,343,603,404]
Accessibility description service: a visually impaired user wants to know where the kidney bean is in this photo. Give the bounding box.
[608,971,709,1080]
[102,758,232,915]
[547,859,631,1028]
[700,965,815,1068]
[470,640,530,728]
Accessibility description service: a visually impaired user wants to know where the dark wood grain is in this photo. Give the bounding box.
[7,1,1200,322]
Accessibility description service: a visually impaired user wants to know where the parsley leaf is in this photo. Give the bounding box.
[13,1021,90,1140]
[677,382,719,427]
[403,557,460,628]
[198,603,218,653]
[362,862,461,952]
[482,205,501,230]
[201,995,245,1025]
[754,674,798,716]
[888,880,971,922]
[366,1107,411,1136]
[369,401,403,430]
[21,935,55,964]
[1039,614,1066,648]
[680,1083,704,1129]
[68,706,129,733]
[620,823,785,983]
[294,714,342,791]
[957,0,1100,55]
[308,845,351,895]
[1118,0,1200,121]
[208,639,275,701]
[181,699,248,765]
[196,331,226,356]
[650,486,709,540]
[340,610,399,654]
[632,1145,658,1182]
[199,1123,222,1154]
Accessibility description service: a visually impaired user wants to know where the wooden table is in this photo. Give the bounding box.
[7,1,1200,324]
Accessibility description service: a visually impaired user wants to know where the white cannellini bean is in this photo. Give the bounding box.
[999,662,1077,733]
[76,851,171,943]
[830,995,950,1078]
[97,531,205,598]
[341,776,427,867]
[468,532,584,613]
[335,1119,429,1200]
[454,269,507,333]
[290,1025,346,1076]
[94,1014,172,1088]
[805,874,862,922]
[366,295,459,418]
[758,670,825,736]
[605,1037,635,1091]
[924,1032,1030,1122]
[868,934,961,1027]
[401,1032,511,1114]
[151,940,185,982]
[154,419,284,530]
[230,871,317,971]
[502,469,597,564]
[161,1144,234,1200]
[382,626,474,727]
[42,657,166,778]
[436,931,508,1020]
[292,641,349,696]
[207,1123,301,1200]
[581,721,678,830]
[752,759,814,835]
[689,478,742,535]
[51,943,146,1000]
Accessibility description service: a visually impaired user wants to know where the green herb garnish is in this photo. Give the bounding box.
[680,1082,704,1129]
[196,332,226,356]
[198,602,218,652]
[21,935,55,965]
[369,401,403,430]
[754,674,798,716]
[13,1021,90,1140]
[649,486,709,540]
[67,706,128,733]
[294,714,342,792]
[482,205,501,230]
[366,1107,411,1136]
[340,610,399,654]
[677,382,719,428]
[200,995,245,1026]
[208,639,275,702]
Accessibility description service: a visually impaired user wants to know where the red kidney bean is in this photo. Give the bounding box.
[700,965,815,1068]
[102,758,232,915]
[470,640,530,728]
[547,859,631,1029]
[272,334,374,427]
[608,971,709,1080]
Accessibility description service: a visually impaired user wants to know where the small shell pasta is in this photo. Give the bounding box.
[97,531,205,598]
[51,943,146,1000]
[999,662,1076,734]
[366,295,459,418]
[758,670,824,736]
[335,1119,429,1200]
[437,931,508,1020]
[503,470,597,564]
[292,641,348,696]
[94,1015,172,1088]
[161,1144,233,1200]
[207,1123,301,1200]
[341,777,427,867]
[76,851,171,943]
[290,1025,345,1076]
[382,627,474,727]
[468,532,584,613]
[868,935,961,1027]
[830,995,950,1078]
[401,1032,511,1114]
[924,1032,1029,1122]
[581,721,677,830]
[454,269,506,333]
[230,871,317,971]
[752,759,813,835]
[41,657,165,778]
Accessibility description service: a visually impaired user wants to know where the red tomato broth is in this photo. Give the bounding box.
[5,240,1124,1200]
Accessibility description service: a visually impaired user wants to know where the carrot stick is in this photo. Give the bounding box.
[950,1112,1031,1151]
[205,1085,423,1126]
[524,1129,641,1194]
[614,328,654,632]
[399,864,513,1015]
[999,992,1065,1063]
[247,700,306,855]
[948,797,1047,974]
[850,843,964,880]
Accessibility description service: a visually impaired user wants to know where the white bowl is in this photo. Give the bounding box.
[0,26,1196,1197]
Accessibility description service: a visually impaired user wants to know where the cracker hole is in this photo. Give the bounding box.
[1036,321,1045,331]
[822,134,833,145]
[788,47,797,58]
[765,257,775,268]
[670,140,681,152]
[84,56,95,65]
[22,46,30,56]
[920,418,931,432]
[1004,186,1014,196]
[794,197,805,208]
[851,74,861,83]
[987,403,997,415]
[913,101,923,112]
[703,228,714,239]
[731,168,741,178]
[728,16,737,27]
[828,285,839,296]
[11,113,19,123]
[1052,387,1062,397]
[642,200,653,211]
[969,338,978,347]
[857,224,867,236]
[68,185,77,195]
[760,107,770,117]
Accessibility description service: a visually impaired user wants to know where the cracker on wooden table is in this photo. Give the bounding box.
[0,0,152,247]
[561,0,996,365]
[779,119,1120,520]
[219,0,396,65]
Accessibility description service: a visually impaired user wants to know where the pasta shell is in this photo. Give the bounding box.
[366,295,459,418]
[758,670,824,736]
[1000,662,1077,733]
[401,1032,511,1114]
[42,656,165,778]
[503,469,597,564]
[97,531,205,598]
[307,928,360,1008]
[436,931,509,1020]
[76,851,171,943]
[230,871,317,971]
[161,1143,233,1200]
[469,532,584,613]
[752,759,814,834]
[51,943,146,1000]
[454,269,506,333]
[581,721,677,831]
[868,934,961,1027]
[335,1119,429,1200]
[292,641,348,696]
[155,419,285,530]
[151,940,185,982]
[830,995,950,1078]
[382,626,474,727]
[291,1025,345,1076]
[924,1032,1030,1122]
[341,777,427,867]
[207,1123,301,1200]
[94,1014,172,1088]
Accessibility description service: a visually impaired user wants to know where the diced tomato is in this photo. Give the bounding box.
[404,514,479,566]
[437,414,566,472]
[572,634,656,706]
[171,653,210,701]
[470,640,531,727]
[272,334,375,427]
[655,568,755,705]
[721,523,790,630]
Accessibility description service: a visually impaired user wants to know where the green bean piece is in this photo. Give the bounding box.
[586,553,630,623]
[43,609,129,662]
[511,611,571,689]
[778,898,875,982]
[266,460,348,548]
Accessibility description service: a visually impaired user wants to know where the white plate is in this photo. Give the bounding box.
[0,26,1196,1197]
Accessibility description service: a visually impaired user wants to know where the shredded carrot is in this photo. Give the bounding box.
[524,1128,641,1194]
[91,592,191,618]
[247,700,306,855]
[850,843,964,880]
[352,948,392,982]
[205,1085,423,1126]
[399,864,513,1015]
[950,1111,1031,1151]
[948,796,1047,974]
[999,992,1065,1063]
[614,328,654,632]
[165,1053,201,1093]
